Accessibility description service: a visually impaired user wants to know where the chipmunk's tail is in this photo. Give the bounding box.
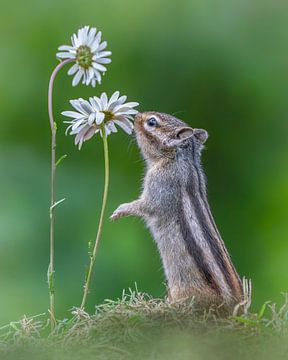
[233,277,252,316]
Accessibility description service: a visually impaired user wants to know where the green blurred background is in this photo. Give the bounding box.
[0,0,287,324]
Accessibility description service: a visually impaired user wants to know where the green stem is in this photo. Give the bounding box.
[81,126,109,310]
[47,58,73,330]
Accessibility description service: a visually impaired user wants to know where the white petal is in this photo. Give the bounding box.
[107,121,118,133]
[92,62,107,72]
[115,102,139,110]
[83,126,96,141]
[107,91,120,108]
[115,115,135,125]
[90,40,100,52]
[93,69,102,82]
[104,125,111,136]
[115,109,138,116]
[96,111,105,125]
[89,97,100,111]
[97,41,107,51]
[71,121,87,132]
[87,67,94,83]
[97,58,111,64]
[57,52,76,59]
[77,139,83,150]
[124,102,139,108]
[75,124,90,148]
[81,71,87,85]
[72,69,84,86]
[95,30,102,44]
[77,28,83,43]
[61,111,84,119]
[83,70,89,85]
[71,34,76,47]
[82,26,89,45]
[113,103,139,113]
[70,99,88,115]
[100,92,108,109]
[65,124,73,135]
[78,26,89,45]
[87,27,97,46]
[74,124,86,139]
[92,96,102,110]
[88,112,96,125]
[96,51,112,58]
[72,33,80,47]
[67,63,79,75]
[75,134,84,149]
[83,69,89,85]
[58,45,76,52]
[79,100,93,114]
[113,119,134,134]
[110,96,127,109]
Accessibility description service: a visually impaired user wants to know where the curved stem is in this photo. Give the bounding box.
[47,58,73,330]
[81,126,109,310]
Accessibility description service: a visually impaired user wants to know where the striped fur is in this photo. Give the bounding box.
[111,112,243,310]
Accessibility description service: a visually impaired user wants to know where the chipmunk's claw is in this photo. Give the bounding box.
[110,204,130,221]
[110,210,121,221]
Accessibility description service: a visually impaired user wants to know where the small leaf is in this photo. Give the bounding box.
[56,154,67,167]
[258,302,270,320]
[50,198,66,212]
[233,316,258,326]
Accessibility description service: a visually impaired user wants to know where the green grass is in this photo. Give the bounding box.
[0,289,287,360]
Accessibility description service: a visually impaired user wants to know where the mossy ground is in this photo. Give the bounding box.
[0,289,287,360]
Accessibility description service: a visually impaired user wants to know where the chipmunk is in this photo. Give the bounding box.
[111,112,244,310]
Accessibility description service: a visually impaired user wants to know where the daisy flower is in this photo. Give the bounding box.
[62,91,139,149]
[56,26,111,87]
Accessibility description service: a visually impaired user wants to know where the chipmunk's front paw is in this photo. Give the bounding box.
[110,203,131,221]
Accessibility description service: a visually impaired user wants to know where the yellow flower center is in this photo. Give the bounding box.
[101,111,114,121]
[76,45,93,69]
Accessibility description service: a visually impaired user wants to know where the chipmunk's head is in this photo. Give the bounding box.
[134,111,208,161]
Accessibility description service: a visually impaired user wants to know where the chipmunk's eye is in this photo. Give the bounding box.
[147,117,158,127]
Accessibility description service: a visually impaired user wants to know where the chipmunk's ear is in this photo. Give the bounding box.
[193,128,208,144]
[163,127,194,148]
[176,127,194,141]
